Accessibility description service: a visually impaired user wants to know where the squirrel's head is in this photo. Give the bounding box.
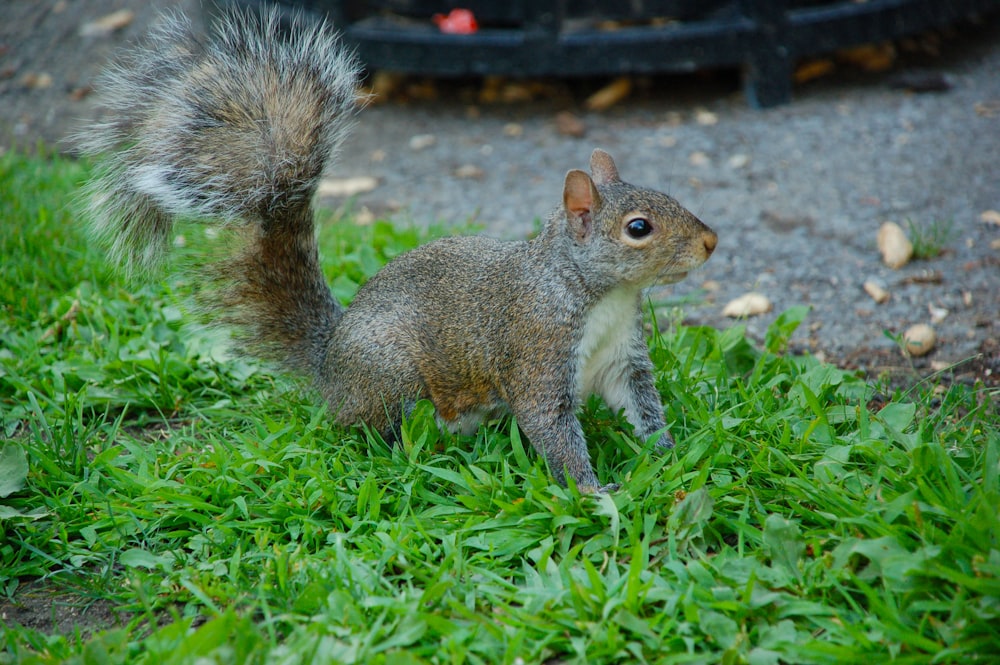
[561,149,717,289]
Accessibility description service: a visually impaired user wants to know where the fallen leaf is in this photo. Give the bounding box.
[838,42,896,72]
[722,292,772,318]
[585,77,632,111]
[794,59,836,84]
[500,82,533,103]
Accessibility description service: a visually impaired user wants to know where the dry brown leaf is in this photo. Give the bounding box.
[838,43,896,72]
[585,77,632,111]
[794,59,836,84]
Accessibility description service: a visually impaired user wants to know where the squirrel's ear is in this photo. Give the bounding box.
[564,169,601,241]
[590,149,620,186]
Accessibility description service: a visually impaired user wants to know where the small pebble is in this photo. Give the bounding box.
[554,111,586,138]
[928,304,948,324]
[317,175,378,197]
[503,123,523,137]
[453,164,484,179]
[688,151,710,167]
[21,72,53,89]
[863,280,890,304]
[728,153,750,169]
[902,323,936,357]
[877,221,913,269]
[694,109,718,126]
[409,134,436,151]
[722,292,772,318]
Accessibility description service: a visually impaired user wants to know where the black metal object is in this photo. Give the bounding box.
[214,0,1000,107]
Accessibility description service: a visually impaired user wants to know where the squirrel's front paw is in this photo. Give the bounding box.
[578,482,621,494]
[652,431,676,453]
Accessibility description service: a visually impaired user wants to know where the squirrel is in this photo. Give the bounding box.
[78,9,717,493]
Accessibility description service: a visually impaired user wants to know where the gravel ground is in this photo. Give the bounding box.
[3,0,998,387]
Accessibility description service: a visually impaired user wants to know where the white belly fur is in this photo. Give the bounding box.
[576,287,639,408]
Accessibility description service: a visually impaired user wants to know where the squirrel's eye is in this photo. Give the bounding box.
[625,218,652,238]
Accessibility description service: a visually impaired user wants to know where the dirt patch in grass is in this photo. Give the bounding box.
[0,583,131,636]
[840,336,1000,401]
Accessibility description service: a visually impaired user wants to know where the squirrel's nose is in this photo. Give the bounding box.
[702,231,718,256]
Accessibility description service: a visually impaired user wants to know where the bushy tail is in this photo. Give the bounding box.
[78,8,360,380]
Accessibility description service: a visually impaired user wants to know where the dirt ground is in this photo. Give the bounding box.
[1,0,998,637]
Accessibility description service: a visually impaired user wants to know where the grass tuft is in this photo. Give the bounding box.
[905,217,955,260]
[1,150,998,664]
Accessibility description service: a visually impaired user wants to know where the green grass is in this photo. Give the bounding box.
[904,217,955,260]
[1,149,998,664]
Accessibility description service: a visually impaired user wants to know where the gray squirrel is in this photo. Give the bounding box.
[78,9,717,492]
